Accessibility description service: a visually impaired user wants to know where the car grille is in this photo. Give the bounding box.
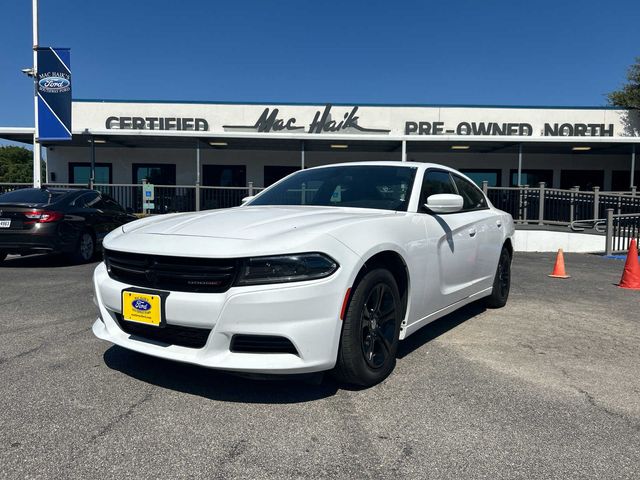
[104,249,238,293]
[230,335,299,355]
[116,314,211,348]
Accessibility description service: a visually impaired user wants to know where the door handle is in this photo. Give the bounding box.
[496,220,502,228]
[468,228,477,237]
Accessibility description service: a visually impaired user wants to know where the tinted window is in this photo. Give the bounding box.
[75,192,100,208]
[69,163,112,184]
[421,170,457,203]
[202,165,246,187]
[510,169,553,187]
[0,189,67,205]
[133,164,176,185]
[460,169,501,187]
[560,170,604,190]
[453,175,487,210]
[250,166,416,212]
[264,166,299,187]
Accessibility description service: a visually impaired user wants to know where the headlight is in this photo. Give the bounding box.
[235,253,339,286]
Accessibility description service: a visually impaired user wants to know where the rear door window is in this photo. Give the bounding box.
[75,192,101,208]
[420,170,457,205]
[452,175,488,211]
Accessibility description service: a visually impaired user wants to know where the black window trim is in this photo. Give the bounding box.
[420,168,490,214]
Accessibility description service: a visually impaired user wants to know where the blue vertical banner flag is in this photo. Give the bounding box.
[37,47,72,141]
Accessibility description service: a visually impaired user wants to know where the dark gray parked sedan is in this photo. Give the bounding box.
[0,188,136,263]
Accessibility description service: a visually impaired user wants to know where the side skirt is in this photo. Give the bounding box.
[399,287,493,340]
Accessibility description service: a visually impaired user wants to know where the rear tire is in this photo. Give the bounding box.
[334,268,402,388]
[68,230,95,264]
[485,246,511,308]
[0,251,6,263]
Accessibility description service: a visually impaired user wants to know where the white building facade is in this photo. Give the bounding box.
[3,99,640,191]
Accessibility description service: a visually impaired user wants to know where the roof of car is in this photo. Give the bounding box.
[309,161,453,171]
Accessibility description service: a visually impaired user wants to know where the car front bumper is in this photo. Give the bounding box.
[92,259,355,374]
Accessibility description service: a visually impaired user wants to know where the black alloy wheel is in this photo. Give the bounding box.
[361,283,397,369]
[334,268,402,387]
[485,246,511,308]
[69,231,95,264]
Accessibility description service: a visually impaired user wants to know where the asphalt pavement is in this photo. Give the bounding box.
[0,252,639,479]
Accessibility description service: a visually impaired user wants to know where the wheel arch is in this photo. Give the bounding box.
[503,237,514,258]
[351,250,410,325]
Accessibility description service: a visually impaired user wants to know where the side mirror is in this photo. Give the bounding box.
[241,195,255,204]
[424,194,464,214]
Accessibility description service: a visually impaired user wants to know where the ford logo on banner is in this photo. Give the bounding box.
[36,47,72,141]
[38,76,71,93]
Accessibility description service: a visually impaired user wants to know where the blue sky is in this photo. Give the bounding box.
[1,0,639,128]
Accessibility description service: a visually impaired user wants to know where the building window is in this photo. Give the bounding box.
[560,170,604,190]
[202,165,246,187]
[459,169,501,187]
[611,170,640,191]
[68,163,112,184]
[264,166,299,187]
[510,169,553,187]
[132,164,176,185]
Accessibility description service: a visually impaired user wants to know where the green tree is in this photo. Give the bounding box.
[607,57,640,108]
[0,146,45,183]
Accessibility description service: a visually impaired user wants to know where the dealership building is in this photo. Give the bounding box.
[1,99,639,191]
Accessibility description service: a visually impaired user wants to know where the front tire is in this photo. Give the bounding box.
[68,230,95,264]
[485,246,511,308]
[334,268,402,387]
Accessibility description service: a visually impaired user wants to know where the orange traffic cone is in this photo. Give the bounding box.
[549,249,571,278]
[618,238,640,290]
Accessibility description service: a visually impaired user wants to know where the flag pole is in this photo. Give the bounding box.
[32,0,41,187]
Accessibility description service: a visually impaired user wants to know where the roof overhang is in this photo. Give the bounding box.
[0,127,35,144]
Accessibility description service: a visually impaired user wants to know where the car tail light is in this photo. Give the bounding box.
[24,210,64,223]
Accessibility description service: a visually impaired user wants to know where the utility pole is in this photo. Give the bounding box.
[32,0,41,187]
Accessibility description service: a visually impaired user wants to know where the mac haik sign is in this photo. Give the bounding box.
[37,47,72,141]
[223,104,391,134]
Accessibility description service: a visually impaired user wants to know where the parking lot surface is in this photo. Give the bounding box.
[0,252,639,479]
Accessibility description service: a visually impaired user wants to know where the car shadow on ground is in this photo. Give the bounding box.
[103,302,486,401]
[0,253,99,268]
[103,346,341,404]
[397,301,487,359]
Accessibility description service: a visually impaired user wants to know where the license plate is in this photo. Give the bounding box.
[122,290,162,327]
[0,219,10,228]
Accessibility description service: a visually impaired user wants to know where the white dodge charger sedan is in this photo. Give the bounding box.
[92,161,514,387]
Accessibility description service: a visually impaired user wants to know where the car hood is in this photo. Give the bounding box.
[123,206,395,239]
[105,206,400,257]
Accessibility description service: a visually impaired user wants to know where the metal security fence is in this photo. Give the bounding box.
[484,183,640,226]
[4,181,640,220]
[605,210,640,255]
[0,182,264,213]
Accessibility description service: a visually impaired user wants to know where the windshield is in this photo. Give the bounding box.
[0,188,68,205]
[249,165,416,211]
